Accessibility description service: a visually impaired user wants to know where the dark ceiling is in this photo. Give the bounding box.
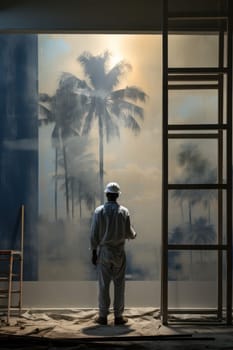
[0,0,229,31]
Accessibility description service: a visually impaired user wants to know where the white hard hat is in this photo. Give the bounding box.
[104,182,121,194]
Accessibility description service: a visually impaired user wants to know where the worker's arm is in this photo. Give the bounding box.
[90,211,101,266]
[125,214,137,239]
[90,211,100,250]
[92,249,98,266]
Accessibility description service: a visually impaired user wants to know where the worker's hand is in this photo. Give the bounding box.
[92,250,98,266]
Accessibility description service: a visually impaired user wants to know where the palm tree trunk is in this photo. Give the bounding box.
[180,201,184,223]
[61,138,70,218]
[208,200,211,224]
[98,117,104,203]
[71,177,74,219]
[190,251,193,279]
[54,147,58,221]
[188,201,192,227]
[188,201,193,278]
[79,181,82,219]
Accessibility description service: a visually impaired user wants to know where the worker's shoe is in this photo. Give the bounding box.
[95,316,107,325]
[114,316,128,325]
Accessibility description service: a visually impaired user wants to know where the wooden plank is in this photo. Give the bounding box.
[161,0,168,326]
[168,244,228,250]
[168,124,227,130]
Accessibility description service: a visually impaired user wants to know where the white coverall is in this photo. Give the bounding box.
[91,201,136,318]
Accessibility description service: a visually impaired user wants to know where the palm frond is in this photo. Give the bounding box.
[105,61,132,91]
[78,51,91,66]
[111,86,148,103]
[109,89,125,100]
[111,100,144,120]
[123,114,141,135]
[78,51,110,90]
[81,102,95,135]
[73,87,92,100]
[39,104,54,123]
[125,86,148,102]
[103,109,120,142]
[59,72,89,90]
[39,93,52,103]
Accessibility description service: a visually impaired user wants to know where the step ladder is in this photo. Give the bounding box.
[0,205,24,324]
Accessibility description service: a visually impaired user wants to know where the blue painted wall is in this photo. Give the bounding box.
[0,34,38,280]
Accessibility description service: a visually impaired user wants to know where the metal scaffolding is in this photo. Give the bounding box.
[161,0,232,325]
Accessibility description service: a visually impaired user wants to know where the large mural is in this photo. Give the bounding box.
[38,34,161,281]
[0,33,223,288]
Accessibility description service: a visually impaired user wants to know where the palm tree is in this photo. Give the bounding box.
[190,217,216,266]
[71,172,98,219]
[172,143,217,226]
[65,136,98,218]
[169,218,216,279]
[59,51,147,202]
[39,93,59,219]
[39,81,83,219]
[172,143,217,277]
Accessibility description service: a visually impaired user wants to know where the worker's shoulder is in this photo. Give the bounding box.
[94,205,104,214]
[119,204,130,215]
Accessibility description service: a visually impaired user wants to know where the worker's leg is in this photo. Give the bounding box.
[97,262,112,318]
[113,252,126,318]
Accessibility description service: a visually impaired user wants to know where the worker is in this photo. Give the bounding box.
[90,182,137,325]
